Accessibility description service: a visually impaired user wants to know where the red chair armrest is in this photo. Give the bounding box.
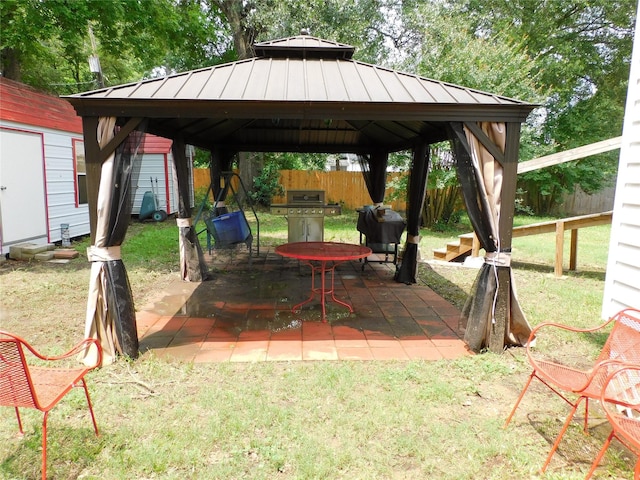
[9,335,102,369]
[525,316,617,358]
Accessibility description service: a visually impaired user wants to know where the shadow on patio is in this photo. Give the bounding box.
[135,247,472,362]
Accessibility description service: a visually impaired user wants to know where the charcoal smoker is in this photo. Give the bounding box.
[270,190,341,242]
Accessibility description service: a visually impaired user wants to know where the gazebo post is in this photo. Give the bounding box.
[80,116,145,364]
[209,147,235,214]
[173,136,208,282]
[210,147,221,207]
[457,121,532,353]
[488,122,521,352]
[395,140,429,284]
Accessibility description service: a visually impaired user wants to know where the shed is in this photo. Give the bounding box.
[602,6,640,317]
[0,78,190,255]
[131,134,194,219]
[64,35,538,364]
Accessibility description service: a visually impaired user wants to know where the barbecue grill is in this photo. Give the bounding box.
[270,189,341,242]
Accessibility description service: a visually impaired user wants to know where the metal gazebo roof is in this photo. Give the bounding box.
[65,35,535,154]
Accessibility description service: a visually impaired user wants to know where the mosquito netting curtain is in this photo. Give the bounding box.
[394,142,430,284]
[358,151,389,205]
[81,117,145,366]
[449,122,533,351]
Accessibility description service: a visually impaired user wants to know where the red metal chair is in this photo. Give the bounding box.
[585,364,640,479]
[0,331,102,480]
[504,308,640,473]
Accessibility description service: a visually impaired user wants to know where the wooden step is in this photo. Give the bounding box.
[432,240,473,261]
[433,247,447,260]
[458,233,475,247]
[446,241,462,252]
[432,233,476,262]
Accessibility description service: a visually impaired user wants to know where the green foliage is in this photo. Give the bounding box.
[388,151,412,171]
[193,185,213,212]
[423,175,461,229]
[514,188,535,216]
[386,174,407,204]
[425,147,462,229]
[427,164,457,190]
[457,0,635,213]
[164,0,235,71]
[192,148,211,168]
[518,155,617,215]
[388,146,463,228]
[247,0,393,64]
[0,0,226,94]
[248,162,284,206]
[263,152,327,170]
[460,0,635,127]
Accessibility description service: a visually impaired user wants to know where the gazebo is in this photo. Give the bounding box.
[64,35,537,365]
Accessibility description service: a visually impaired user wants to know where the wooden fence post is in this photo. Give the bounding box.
[569,229,578,271]
[555,220,565,277]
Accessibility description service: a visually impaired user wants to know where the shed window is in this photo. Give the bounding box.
[74,139,87,205]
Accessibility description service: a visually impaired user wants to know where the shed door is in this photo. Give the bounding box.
[0,129,47,251]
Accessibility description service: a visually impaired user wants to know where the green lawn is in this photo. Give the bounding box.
[1,209,633,480]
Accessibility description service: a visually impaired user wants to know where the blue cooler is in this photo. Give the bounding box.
[210,211,250,245]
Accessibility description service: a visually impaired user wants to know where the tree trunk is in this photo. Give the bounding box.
[210,0,261,204]
[1,48,22,81]
[213,0,256,60]
[238,152,264,205]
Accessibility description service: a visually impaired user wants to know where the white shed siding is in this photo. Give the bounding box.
[602,4,640,317]
[132,153,175,215]
[130,147,193,216]
[1,80,193,254]
[42,130,89,242]
[0,120,89,252]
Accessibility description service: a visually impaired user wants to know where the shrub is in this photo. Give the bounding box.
[249,162,284,207]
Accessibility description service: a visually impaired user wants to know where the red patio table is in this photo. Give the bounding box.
[275,241,372,322]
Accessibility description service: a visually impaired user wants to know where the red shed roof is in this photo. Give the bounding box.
[139,133,172,154]
[0,78,172,152]
[0,77,82,134]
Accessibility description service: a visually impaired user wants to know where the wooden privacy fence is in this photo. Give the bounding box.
[193,168,407,211]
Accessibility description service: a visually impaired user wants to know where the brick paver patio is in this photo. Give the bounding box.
[136,247,472,362]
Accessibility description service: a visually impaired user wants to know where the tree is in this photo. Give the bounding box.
[394,2,543,102]
[162,0,237,73]
[203,0,394,201]
[455,0,636,213]
[247,0,392,64]
[0,0,218,94]
[379,2,545,221]
[459,0,635,132]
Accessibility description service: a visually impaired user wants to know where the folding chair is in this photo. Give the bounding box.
[0,331,102,480]
[585,364,640,479]
[504,308,640,472]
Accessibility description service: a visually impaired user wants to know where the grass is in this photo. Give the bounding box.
[0,209,635,480]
